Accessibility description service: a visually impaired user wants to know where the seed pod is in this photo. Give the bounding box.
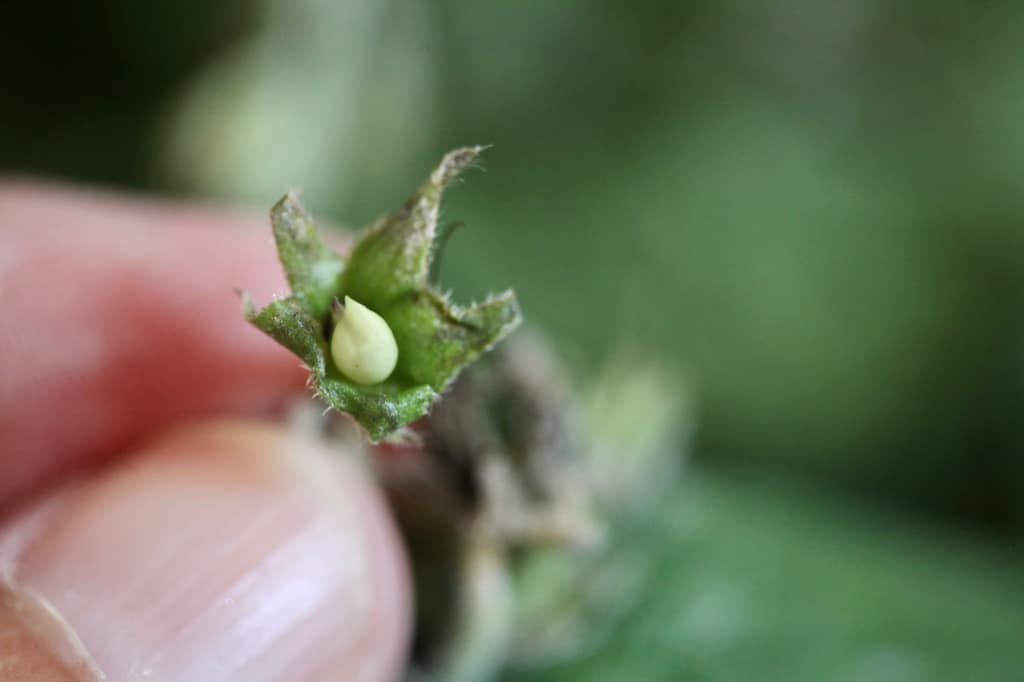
[330,296,399,385]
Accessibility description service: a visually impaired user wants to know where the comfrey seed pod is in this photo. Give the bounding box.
[330,296,399,385]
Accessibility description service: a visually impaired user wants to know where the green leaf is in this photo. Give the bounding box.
[242,294,328,375]
[269,191,344,320]
[243,147,522,441]
[343,146,482,300]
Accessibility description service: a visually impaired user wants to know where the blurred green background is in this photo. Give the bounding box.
[3,1,1023,679]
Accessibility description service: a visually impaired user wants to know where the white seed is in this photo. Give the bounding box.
[330,296,399,385]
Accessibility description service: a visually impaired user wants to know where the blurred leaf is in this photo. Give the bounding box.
[502,475,1024,682]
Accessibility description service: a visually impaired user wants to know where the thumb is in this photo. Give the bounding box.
[0,420,410,681]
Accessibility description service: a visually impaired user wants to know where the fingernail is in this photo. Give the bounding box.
[0,420,410,681]
[0,578,100,681]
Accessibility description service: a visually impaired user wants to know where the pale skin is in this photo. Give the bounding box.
[0,183,411,681]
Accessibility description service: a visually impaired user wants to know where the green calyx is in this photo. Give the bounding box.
[242,146,522,441]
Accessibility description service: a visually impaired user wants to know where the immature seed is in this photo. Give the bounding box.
[330,296,399,385]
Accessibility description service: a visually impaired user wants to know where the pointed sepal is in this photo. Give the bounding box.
[242,147,522,441]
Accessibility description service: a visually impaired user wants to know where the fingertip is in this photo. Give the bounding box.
[0,185,307,503]
[0,419,411,682]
